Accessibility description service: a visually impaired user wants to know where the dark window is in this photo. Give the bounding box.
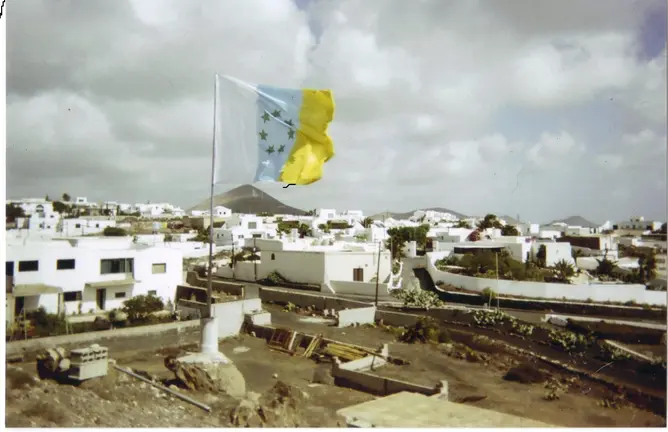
[271,253,276,261]
[148,290,157,296]
[57,259,76,270]
[75,223,81,228]
[64,291,82,302]
[100,258,134,275]
[6,261,14,276]
[252,233,262,238]
[114,292,126,299]
[18,260,39,272]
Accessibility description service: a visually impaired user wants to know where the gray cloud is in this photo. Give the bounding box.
[7,0,666,222]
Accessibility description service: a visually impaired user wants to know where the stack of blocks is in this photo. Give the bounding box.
[68,344,109,381]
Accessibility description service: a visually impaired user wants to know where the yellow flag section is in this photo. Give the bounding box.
[279,89,336,185]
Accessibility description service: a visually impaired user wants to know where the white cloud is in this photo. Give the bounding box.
[6,0,666,222]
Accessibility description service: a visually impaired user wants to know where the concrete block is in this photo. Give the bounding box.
[340,355,387,372]
[337,306,376,328]
[242,298,263,313]
[245,311,272,326]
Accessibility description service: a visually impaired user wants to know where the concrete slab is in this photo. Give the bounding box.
[337,391,556,428]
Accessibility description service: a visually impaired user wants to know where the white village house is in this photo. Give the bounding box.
[6,237,183,323]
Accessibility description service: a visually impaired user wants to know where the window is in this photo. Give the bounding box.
[64,291,82,302]
[100,258,134,275]
[75,223,81,228]
[271,253,275,261]
[18,260,39,272]
[248,222,257,229]
[114,292,126,299]
[96,224,100,228]
[152,263,167,274]
[252,233,261,239]
[148,290,157,296]
[57,259,76,270]
[238,235,244,239]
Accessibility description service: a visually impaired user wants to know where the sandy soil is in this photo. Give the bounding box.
[5,304,666,428]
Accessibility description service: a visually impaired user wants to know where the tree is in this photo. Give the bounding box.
[62,193,71,202]
[595,257,618,277]
[467,230,481,242]
[317,223,330,233]
[298,223,312,238]
[501,225,520,236]
[361,217,374,228]
[638,253,657,283]
[122,295,164,323]
[52,201,68,214]
[476,214,503,231]
[6,203,25,223]
[535,244,547,268]
[553,259,575,283]
[455,220,472,229]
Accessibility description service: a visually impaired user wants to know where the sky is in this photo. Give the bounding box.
[6,0,667,224]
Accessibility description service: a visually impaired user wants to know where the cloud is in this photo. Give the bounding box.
[7,0,667,222]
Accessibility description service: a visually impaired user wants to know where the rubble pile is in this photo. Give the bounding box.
[164,355,246,399]
[229,381,311,427]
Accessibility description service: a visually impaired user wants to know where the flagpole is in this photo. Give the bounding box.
[206,74,218,319]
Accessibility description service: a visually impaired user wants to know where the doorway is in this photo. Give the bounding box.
[96,288,106,311]
[353,268,364,282]
[14,296,24,317]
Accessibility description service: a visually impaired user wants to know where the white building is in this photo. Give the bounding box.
[616,217,663,232]
[341,210,364,222]
[61,217,117,236]
[213,206,232,217]
[6,237,183,317]
[218,238,392,287]
[315,208,336,220]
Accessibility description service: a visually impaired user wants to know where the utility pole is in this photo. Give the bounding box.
[495,251,500,310]
[374,240,382,306]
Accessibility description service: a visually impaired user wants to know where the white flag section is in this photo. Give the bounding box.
[212,74,336,186]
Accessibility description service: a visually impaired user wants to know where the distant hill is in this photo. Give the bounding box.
[371,207,467,221]
[499,215,520,225]
[547,215,599,228]
[188,184,306,215]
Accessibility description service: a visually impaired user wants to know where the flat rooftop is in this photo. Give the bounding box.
[337,392,556,428]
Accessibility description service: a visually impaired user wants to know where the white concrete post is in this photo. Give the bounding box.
[199,317,219,355]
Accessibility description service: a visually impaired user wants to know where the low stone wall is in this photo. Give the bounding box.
[337,306,377,328]
[375,310,420,327]
[331,358,444,397]
[6,320,201,361]
[186,271,244,297]
[435,289,667,321]
[259,287,372,311]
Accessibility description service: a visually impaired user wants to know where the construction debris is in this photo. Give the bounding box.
[320,343,368,362]
[112,364,211,412]
[303,334,323,358]
[164,355,246,399]
[229,381,313,427]
[267,328,302,355]
[36,344,108,382]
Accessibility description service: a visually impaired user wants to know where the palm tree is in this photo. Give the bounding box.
[553,259,575,283]
[361,217,374,228]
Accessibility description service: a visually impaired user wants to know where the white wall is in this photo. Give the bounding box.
[7,241,183,314]
[330,281,391,299]
[426,253,665,306]
[326,251,391,283]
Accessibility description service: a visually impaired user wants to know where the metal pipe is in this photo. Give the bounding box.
[112,364,211,412]
[374,240,381,306]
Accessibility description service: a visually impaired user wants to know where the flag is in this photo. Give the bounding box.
[213,74,335,186]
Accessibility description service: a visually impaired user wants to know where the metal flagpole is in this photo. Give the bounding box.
[206,74,218,319]
[374,240,381,306]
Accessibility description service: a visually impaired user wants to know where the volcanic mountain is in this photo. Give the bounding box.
[188,184,306,215]
[370,207,467,221]
[547,215,599,228]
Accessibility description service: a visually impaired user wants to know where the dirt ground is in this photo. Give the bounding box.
[5,304,666,428]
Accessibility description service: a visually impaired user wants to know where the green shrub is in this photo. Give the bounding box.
[122,294,164,323]
[392,289,443,309]
[103,226,127,237]
[26,307,67,337]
